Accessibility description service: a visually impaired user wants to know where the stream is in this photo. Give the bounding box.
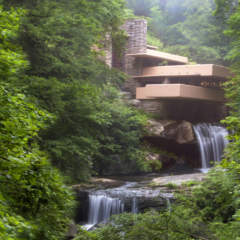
[193,123,228,173]
[82,181,174,230]
[76,123,229,230]
[77,173,205,230]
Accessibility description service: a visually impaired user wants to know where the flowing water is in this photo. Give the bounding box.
[82,124,228,230]
[88,195,124,225]
[84,182,172,229]
[193,123,228,173]
[131,197,138,214]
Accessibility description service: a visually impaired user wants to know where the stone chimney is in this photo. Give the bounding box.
[122,19,147,54]
[121,19,147,94]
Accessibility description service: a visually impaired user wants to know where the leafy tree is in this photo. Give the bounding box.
[127,0,231,64]
[0,5,74,239]
[214,0,240,168]
[74,211,214,240]
[126,0,159,16]
[0,5,28,83]
[2,0,149,182]
[91,86,148,176]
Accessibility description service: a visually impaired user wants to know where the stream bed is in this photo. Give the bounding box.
[74,172,205,229]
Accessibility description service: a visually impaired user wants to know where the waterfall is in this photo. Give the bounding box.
[82,181,173,230]
[131,197,138,214]
[87,194,124,227]
[193,123,228,173]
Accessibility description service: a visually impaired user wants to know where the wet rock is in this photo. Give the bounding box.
[66,221,77,240]
[146,119,166,135]
[165,120,195,144]
[74,191,89,223]
[75,173,206,227]
[151,173,205,186]
[73,178,125,190]
[146,120,195,144]
[123,195,171,212]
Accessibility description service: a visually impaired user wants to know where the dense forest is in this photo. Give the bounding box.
[126,0,231,65]
[1,0,240,239]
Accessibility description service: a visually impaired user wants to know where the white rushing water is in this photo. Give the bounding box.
[131,197,138,214]
[88,195,124,226]
[193,123,228,173]
[84,181,172,229]
[85,183,137,229]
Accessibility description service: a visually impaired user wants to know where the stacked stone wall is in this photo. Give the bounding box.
[120,19,147,96]
[139,100,226,123]
[121,19,147,55]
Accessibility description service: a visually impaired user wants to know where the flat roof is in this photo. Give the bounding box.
[127,49,188,64]
[133,64,231,80]
[136,84,224,102]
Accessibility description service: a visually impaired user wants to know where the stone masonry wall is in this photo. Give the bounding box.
[122,19,147,55]
[139,100,226,123]
[121,19,147,96]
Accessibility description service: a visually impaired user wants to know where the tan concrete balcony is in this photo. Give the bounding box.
[134,64,231,80]
[127,49,189,64]
[136,84,224,102]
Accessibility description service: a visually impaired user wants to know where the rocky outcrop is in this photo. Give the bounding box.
[75,181,174,223]
[146,119,195,144]
[123,194,170,212]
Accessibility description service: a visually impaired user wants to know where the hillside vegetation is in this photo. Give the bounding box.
[1,0,240,239]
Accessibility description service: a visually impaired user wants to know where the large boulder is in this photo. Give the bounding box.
[146,120,195,144]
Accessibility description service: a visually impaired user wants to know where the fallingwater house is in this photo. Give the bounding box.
[72,19,232,232]
[104,19,231,170]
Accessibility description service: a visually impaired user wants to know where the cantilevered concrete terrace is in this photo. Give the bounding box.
[127,49,189,65]
[134,64,231,80]
[136,84,224,102]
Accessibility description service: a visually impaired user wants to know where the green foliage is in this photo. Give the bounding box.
[37,83,148,181]
[0,6,28,83]
[126,0,159,17]
[128,0,231,64]
[164,183,178,189]
[215,0,240,184]
[0,86,74,240]
[189,169,238,222]
[89,85,148,176]
[75,210,214,240]
[144,146,177,172]
[146,33,164,50]
[2,0,149,182]
[8,0,126,84]
[181,180,199,188]
[0,6,74,239]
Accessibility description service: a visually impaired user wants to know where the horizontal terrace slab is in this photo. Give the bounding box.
[134,64,231,80]
[127,49,188,64]
[136,84,224,102]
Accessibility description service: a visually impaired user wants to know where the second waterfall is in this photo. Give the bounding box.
[193,123,228,173]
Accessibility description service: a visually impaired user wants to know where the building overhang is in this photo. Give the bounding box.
[136,84,224,102]
[127,49,189,64]
[133,64,231,80]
